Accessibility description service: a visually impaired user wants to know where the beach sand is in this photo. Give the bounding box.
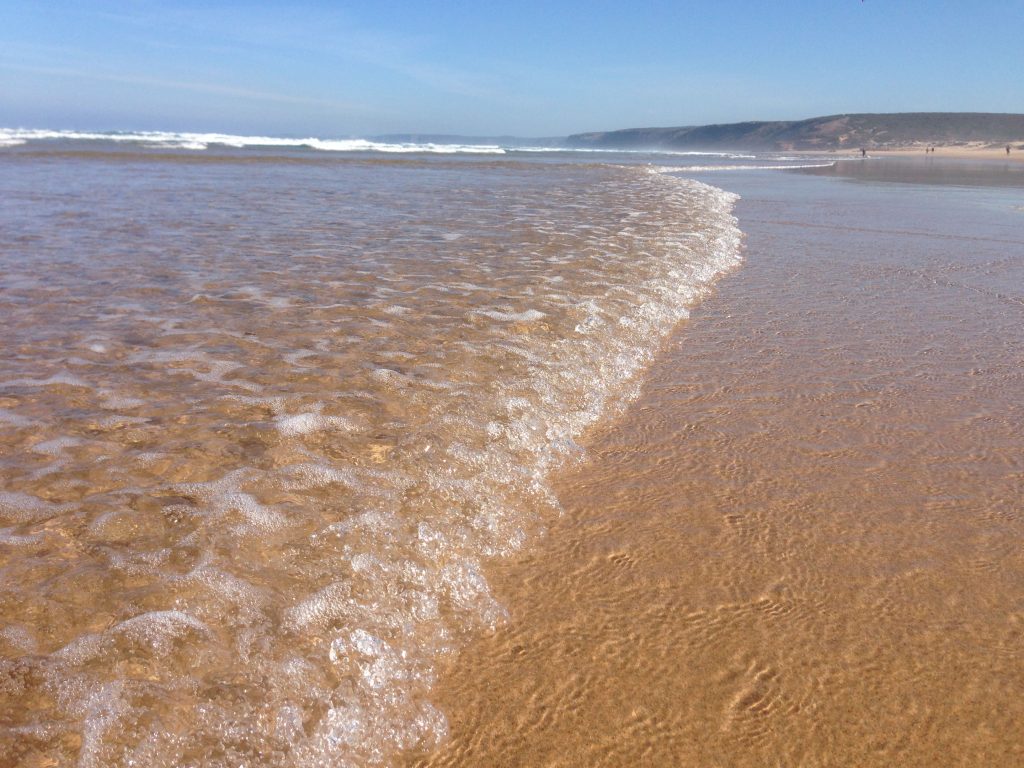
[404,162,1024,767]
[818,144,1024,161]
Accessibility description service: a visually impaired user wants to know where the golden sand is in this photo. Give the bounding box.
[0,154,742,767]
[827,144,1024,161]
[404,167,1024,767]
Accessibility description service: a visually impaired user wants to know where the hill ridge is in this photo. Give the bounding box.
[567,112,1024,151]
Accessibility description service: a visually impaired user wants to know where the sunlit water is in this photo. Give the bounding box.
[404,164,1024,768]
[0,143,743,766]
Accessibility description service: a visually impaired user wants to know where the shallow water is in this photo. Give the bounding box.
[0,149,741,766]
[405,166,1024,766]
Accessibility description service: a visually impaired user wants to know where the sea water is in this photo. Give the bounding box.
[0,134,754,766]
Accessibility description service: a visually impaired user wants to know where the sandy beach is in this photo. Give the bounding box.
[4,1,1023,765]
[0,144,744,767]
[819,144,1024,161]
[2,139,1022,767]
[404,161,1024,767]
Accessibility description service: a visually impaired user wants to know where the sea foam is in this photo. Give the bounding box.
[0,127,507,154]
[0,154,742,767]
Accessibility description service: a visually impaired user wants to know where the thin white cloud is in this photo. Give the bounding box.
[0,62,378,114]
[80,1,503,101]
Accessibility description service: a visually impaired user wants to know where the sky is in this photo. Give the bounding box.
[2,0,1023,138]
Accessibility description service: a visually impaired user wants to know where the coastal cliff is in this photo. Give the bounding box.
[567,113,1024,151]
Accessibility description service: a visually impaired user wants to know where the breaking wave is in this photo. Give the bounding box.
[0,128,507,154]
[0,155,741,766]
[655,162,837,172]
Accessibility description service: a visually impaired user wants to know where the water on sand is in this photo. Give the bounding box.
[406,163,1024,767]
[3,140,1022,767]
[0,146,742,767]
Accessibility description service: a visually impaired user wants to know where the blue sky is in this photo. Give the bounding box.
[2,0,1022,137]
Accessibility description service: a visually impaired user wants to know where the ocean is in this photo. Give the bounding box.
[2,132,1022,768]
[406,159,1024,767]
[0,131,786,767]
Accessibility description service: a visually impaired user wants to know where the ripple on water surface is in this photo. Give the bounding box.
[0,154,741,766]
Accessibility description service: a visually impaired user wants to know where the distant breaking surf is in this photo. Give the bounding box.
[0,128,508,154]
[0,128,816,162]
[654,162,837,172]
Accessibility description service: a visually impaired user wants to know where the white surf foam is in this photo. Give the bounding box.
[0,128,507,154]
[654,162,836,172]
[474,308,547,322]
[0,157,745,768]
[513,146,758,158]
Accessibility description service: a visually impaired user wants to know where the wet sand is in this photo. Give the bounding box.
[863,147,1024,161]
[803,156,1024,188]
[805,147,1024,161]
[405,162,1024,766]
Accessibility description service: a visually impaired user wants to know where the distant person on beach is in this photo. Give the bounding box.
[860,148,866,157]
[1008,145,1012,155]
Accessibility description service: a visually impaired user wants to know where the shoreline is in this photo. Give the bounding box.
[803,144,1024,161]
[404,162,1024,766]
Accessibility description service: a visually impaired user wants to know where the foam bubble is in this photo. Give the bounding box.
[31,436,82,456]
[275,412,357,436]
[0,491,72,523]
[98,391,147,410]
[0,623,38,652]
[284,581,354,633]
[0,527,44,547]
[175,472,289,533]
[1,373,90,388]
[0,408,36,427]
[0,155,745,767]
[283,462,358,490]
[109,610,211,655]
[475,308,547,322]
